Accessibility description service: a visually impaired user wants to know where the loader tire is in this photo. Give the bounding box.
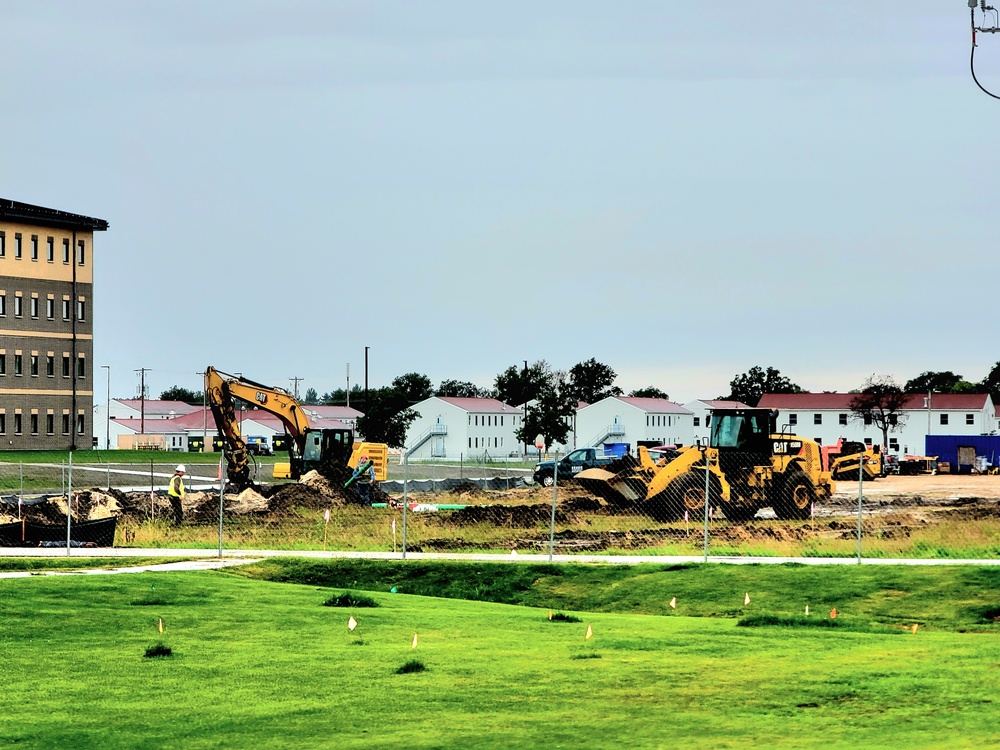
[647,473,718,523]
[774,471,815,521]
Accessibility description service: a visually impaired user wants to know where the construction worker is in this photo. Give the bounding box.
[168,464,186,524]
[351,454,376,505]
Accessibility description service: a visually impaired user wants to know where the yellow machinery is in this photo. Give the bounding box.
[206,366,387,490]
[577,408,835,522]
[824,439,882,481]
[273,442,387,482]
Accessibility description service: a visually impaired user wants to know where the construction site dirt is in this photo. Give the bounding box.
[2,473,999,556]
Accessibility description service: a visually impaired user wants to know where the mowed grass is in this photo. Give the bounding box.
[1,564,1000,748]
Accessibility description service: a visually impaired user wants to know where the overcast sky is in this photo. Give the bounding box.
[3,1,999,404]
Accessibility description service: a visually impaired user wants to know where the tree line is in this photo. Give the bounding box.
[159,360,1000,449]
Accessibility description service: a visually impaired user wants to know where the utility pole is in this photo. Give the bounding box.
[198,370,207,453]
[290,376,303,401]
[135,367,149,435]
[364,346,370,408]
[346,363,350,408]
[101,365,110,450]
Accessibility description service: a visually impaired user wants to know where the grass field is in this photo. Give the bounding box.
[1,560,999,748]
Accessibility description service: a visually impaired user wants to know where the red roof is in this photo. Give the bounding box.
[612,397,691,414]
[436,397,521,413]
[116,399,200,416]
[697,399,751,409]
[759,392,991,410]
[303,405,363,420]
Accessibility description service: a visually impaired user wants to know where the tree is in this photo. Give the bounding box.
[321,385,362,406]
[628,386,669,399]
[302,387,319,405]
[355,386,419,448]
[515,379,576,449]
[848,375,908,449]
[436,379,487,398]
[565,358,623,404]
[981,360,1000,404]
[159,386,202,404]
[903,371,975,394]
[494,361,554,406]
[391,373,433,404]
[723,366,802,407]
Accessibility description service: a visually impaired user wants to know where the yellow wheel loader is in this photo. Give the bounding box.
[576,408,835,522]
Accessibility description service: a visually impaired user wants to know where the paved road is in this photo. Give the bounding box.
[2,547,999,566]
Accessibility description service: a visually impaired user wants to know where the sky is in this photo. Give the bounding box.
[3,1,999,404]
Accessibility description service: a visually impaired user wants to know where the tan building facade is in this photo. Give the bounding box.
[0,199,108,449]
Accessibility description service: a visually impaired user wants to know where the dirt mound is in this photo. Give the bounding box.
[447,503,566,527]
[452,481,486,497]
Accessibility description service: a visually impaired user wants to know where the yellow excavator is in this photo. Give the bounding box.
[576,408,835,522]
[205,366,386,491]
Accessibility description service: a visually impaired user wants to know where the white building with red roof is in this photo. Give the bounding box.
[575,396,693,451]
[757,392,996,455]
[403,396,523,459]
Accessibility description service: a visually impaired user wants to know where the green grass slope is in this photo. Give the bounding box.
[1,570,999,748]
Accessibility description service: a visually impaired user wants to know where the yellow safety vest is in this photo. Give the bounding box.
[168,475,185,498]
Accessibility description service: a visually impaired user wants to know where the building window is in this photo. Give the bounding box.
[864,437,873,446]
[31,235,38,261]
[46,414,54,435]
[789,413,797,426]
[14,413,22,435]
[0,231,4,257]
[0,294,5,316]
[46,355,54,377]
[62,355,70,377]
[0,414,5,433]
[814,414,822,425]
[839,413,847,426]
[940,414,949,425]
[0,353,5,375]
[889,438,899,451]
[30,414,38,435]
[30,355,38,377]
[693,416,700,427]
[62,299,70,320]
[77,299,86,321]
[30,297,38,318]
[966,413,975,425]
[77,240,86,266]
[77,414,85,435]
[14,296,22,317]
[77,355,86,378]
[62,239,70,263]
[46,298,54,319]
[15,233,22,259]
[14,354,22,376]
[46,237,54,262]
[62,414,70,435]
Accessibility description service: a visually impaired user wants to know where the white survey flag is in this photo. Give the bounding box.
[348,616,357,631]
[669,597,677,609]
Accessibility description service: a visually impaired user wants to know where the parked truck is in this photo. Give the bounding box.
[533,447,620,487]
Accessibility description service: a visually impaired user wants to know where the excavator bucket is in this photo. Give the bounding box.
[577,454,652,507]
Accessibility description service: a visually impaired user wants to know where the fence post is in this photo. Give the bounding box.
[218,456,226,557]
[66,455,73,557]
[402,454,409,560]
[857,459,864,564]
[548,450,558,562]
[703,448,710,563]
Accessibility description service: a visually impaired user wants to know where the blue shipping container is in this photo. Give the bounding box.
[925,435,1000,473]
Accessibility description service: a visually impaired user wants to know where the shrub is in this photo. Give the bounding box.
[395,659,426,674]
[322,592,379,608]
[144,643,172,658]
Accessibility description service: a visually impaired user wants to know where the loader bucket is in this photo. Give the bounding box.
[577,465,649,506]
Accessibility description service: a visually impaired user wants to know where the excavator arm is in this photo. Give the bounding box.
[205,366,316,489]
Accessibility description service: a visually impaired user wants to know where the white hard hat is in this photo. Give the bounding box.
[175,464,186,473]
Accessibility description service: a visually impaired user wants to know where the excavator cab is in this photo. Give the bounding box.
[299,427,355,475]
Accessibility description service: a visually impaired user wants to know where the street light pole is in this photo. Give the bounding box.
[100,365,110,450]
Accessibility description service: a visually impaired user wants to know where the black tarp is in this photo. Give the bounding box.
[0,517,117,547]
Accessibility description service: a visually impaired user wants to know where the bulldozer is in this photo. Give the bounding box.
[576,408,835,522]
[823,439,882,481]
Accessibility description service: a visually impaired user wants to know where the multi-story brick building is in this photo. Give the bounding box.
[0,199,108,449]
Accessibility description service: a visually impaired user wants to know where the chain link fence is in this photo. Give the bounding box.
[1,449,998,559]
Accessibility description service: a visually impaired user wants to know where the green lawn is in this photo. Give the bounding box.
[1,562,999,748]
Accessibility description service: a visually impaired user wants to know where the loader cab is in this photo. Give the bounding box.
[709,409,773,455]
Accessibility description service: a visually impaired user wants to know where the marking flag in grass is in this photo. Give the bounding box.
[911,623,919,635]
[411,633,419,649]
[158,617,164,634]
[805,605,809,615]
[830,608,838,619]
[744,592,750,606]
[348,616,357,631]
[324,509,331,523]
[669,597,677,609]
[585,625,593,640]
[548,610,553,621]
